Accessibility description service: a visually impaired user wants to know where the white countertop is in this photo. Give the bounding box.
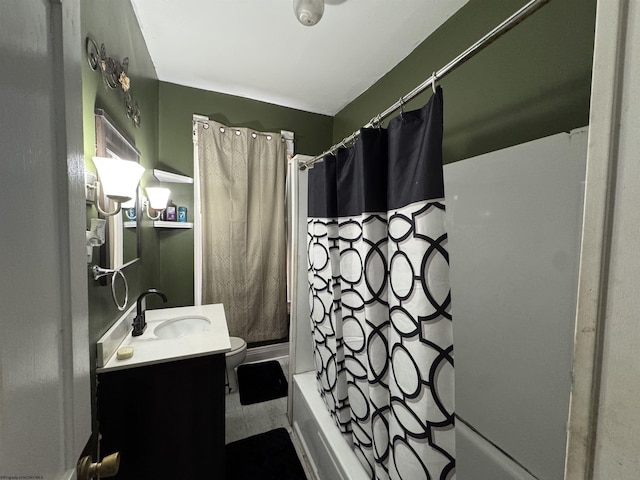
[97,304,231,373]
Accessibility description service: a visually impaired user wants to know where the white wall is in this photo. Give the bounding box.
[445,129,587,479]
[288,156,314,377]
[591,1,640,477]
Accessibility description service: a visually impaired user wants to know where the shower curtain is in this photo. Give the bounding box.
[198,120,288,343]
[307,87,455,479]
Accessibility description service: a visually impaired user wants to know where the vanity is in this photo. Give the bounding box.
[96,304,231,479]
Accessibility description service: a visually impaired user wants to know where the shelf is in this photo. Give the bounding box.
[153,169,193,184]
[153,221,193,229]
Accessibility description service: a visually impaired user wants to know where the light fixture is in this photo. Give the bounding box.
[121,197,136,209]
[293,0,324,26]
[91,156,145,216]
[143,187,171,220]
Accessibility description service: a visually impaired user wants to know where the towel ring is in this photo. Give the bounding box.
[111,268,129,311]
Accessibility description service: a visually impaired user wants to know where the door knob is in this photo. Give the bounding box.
[77,452,120,480]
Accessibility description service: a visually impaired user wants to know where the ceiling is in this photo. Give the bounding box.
[131,0,470,116]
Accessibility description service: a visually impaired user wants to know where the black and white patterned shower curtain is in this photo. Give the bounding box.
[307,87,455,480]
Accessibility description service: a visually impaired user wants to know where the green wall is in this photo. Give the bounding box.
[80,0,333,424]
[80,0,596,441]
[156,81,333,307]
[81,0,596,340]
[81,0,160,427]
[333,0,596,164]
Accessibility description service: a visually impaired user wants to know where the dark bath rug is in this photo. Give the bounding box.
[237,360,288,405]
[225,428,307,480]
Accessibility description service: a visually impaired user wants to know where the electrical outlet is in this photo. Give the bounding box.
[85,171,97,203]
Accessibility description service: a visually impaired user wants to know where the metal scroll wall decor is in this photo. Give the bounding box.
[86,37,141,127]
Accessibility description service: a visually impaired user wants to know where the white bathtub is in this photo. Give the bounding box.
[292,372,369,480]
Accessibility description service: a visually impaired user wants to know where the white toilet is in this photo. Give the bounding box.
[225,336,247,392]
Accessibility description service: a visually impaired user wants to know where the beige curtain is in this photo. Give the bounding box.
[198,120,288,343]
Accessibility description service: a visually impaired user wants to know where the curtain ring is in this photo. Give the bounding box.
[399,96,406,117]
[373,113,383,129]
[432,71,438,94]
[111,268,129,311]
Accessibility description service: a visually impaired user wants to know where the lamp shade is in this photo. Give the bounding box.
[294,0,324,26]
[92,156,145,203]
[121,197,136,209]
[146,187,171,210]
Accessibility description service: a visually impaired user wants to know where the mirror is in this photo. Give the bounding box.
[94,108,141,269]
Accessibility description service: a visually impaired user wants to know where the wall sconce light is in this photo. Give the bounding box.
[90,156,145,216]
[143,187,171,220]
[86,218,106,263]
[293,0,324,26]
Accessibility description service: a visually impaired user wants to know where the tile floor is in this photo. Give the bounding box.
[225,357,291,444]
[225,357,312,479]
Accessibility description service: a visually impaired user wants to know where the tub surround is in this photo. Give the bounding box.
[97,303,231,372]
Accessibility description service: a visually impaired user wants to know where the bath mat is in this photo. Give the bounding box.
[225,428,306,480]
[237,360,288,405]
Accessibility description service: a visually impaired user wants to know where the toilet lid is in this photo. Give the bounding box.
[227,336,246,355]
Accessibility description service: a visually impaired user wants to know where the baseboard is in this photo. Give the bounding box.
[245,341,289,364]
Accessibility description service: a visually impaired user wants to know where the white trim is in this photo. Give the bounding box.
[287,154,313,421]
[96,304,137,368]
[564,2,624,478]
[281,129,295,159]
[286,157,299,417]
[244,342,290,364]
[193,115,203,306]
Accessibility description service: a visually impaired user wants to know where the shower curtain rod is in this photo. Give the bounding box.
[193,116,287,141]
[299,0,552,171]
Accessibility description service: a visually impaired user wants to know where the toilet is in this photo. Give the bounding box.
[225,336,247,392]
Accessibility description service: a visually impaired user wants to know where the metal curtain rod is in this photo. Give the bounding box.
[299,0,552,170]
[193,116,287,141]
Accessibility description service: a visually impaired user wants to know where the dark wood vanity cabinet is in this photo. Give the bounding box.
[97,354,226,479]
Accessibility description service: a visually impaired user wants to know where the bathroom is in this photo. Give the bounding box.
[2,0,640,478]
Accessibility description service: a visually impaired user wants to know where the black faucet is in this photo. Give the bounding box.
[132,288,168,336]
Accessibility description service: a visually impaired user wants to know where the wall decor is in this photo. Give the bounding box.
[86,36,141,127]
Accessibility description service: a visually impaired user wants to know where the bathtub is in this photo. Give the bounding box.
[292,372,369,480]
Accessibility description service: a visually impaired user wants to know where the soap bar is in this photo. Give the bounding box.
[116,346,134,360]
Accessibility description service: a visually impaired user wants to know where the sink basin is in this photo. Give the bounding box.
[153,315,211,339]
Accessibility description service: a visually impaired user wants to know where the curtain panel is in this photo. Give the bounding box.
[198,120,288,343]
[307,88,455,479]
